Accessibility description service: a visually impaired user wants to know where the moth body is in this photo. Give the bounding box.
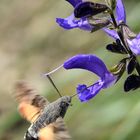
[14,81,72,140]
[26,96,71,139]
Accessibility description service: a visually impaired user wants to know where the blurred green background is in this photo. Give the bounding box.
[0,0,140,140]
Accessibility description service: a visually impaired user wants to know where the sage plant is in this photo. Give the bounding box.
[46,0,140,102]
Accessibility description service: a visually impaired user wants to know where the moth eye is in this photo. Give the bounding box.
[61,102,69,107]
[61,102,66,106]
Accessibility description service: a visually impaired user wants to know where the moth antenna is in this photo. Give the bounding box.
[44,65,63,76]
[46,75,62,97]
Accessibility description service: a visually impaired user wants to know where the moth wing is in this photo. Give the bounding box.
[39,117,71,140]
[14,81,49,123]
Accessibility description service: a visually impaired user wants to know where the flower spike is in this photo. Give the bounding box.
[103,0,140,56]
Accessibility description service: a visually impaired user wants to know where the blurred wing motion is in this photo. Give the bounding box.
[14,81,71,140]
[14,81,48,123]
[39,117,71,140]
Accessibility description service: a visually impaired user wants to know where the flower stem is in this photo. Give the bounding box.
[110,12,130,54]
[117,30,132,55]
[110,12,117,28]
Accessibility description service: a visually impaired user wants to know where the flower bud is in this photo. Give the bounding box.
[110,58,127,81]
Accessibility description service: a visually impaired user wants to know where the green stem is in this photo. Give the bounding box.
[110,12,140,76]
[110,12,117,28]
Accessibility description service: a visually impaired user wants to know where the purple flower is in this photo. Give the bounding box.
[116,0,126,23]
[56,0,108,31]
[127,33,140,55]
[63,54,117,102]
[104,0,140,55]
[56,0,93,31]
[56,14,93,31]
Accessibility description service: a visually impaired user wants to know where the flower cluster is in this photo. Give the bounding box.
[46,0,140,102]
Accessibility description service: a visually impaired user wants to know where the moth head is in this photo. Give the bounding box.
[57,96,71,118]
[60,96,72,107]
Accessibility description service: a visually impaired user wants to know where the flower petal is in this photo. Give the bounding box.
[63,54,117,102]
[78,18,93,31]
[102,73,117,88]
[127,33,140,55]
[63,54,109,79]
[116,0,126,23]
[77,82,103,102]
[103,28,119,39]
[56,14,78,29]
[66,0,82,7]
[77,73,116,102]
[56,14,93,31]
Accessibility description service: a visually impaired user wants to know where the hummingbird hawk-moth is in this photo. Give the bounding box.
[14,81,72,140]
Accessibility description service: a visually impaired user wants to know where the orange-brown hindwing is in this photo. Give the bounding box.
[14,81,49,123]
[38,117,71,140]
